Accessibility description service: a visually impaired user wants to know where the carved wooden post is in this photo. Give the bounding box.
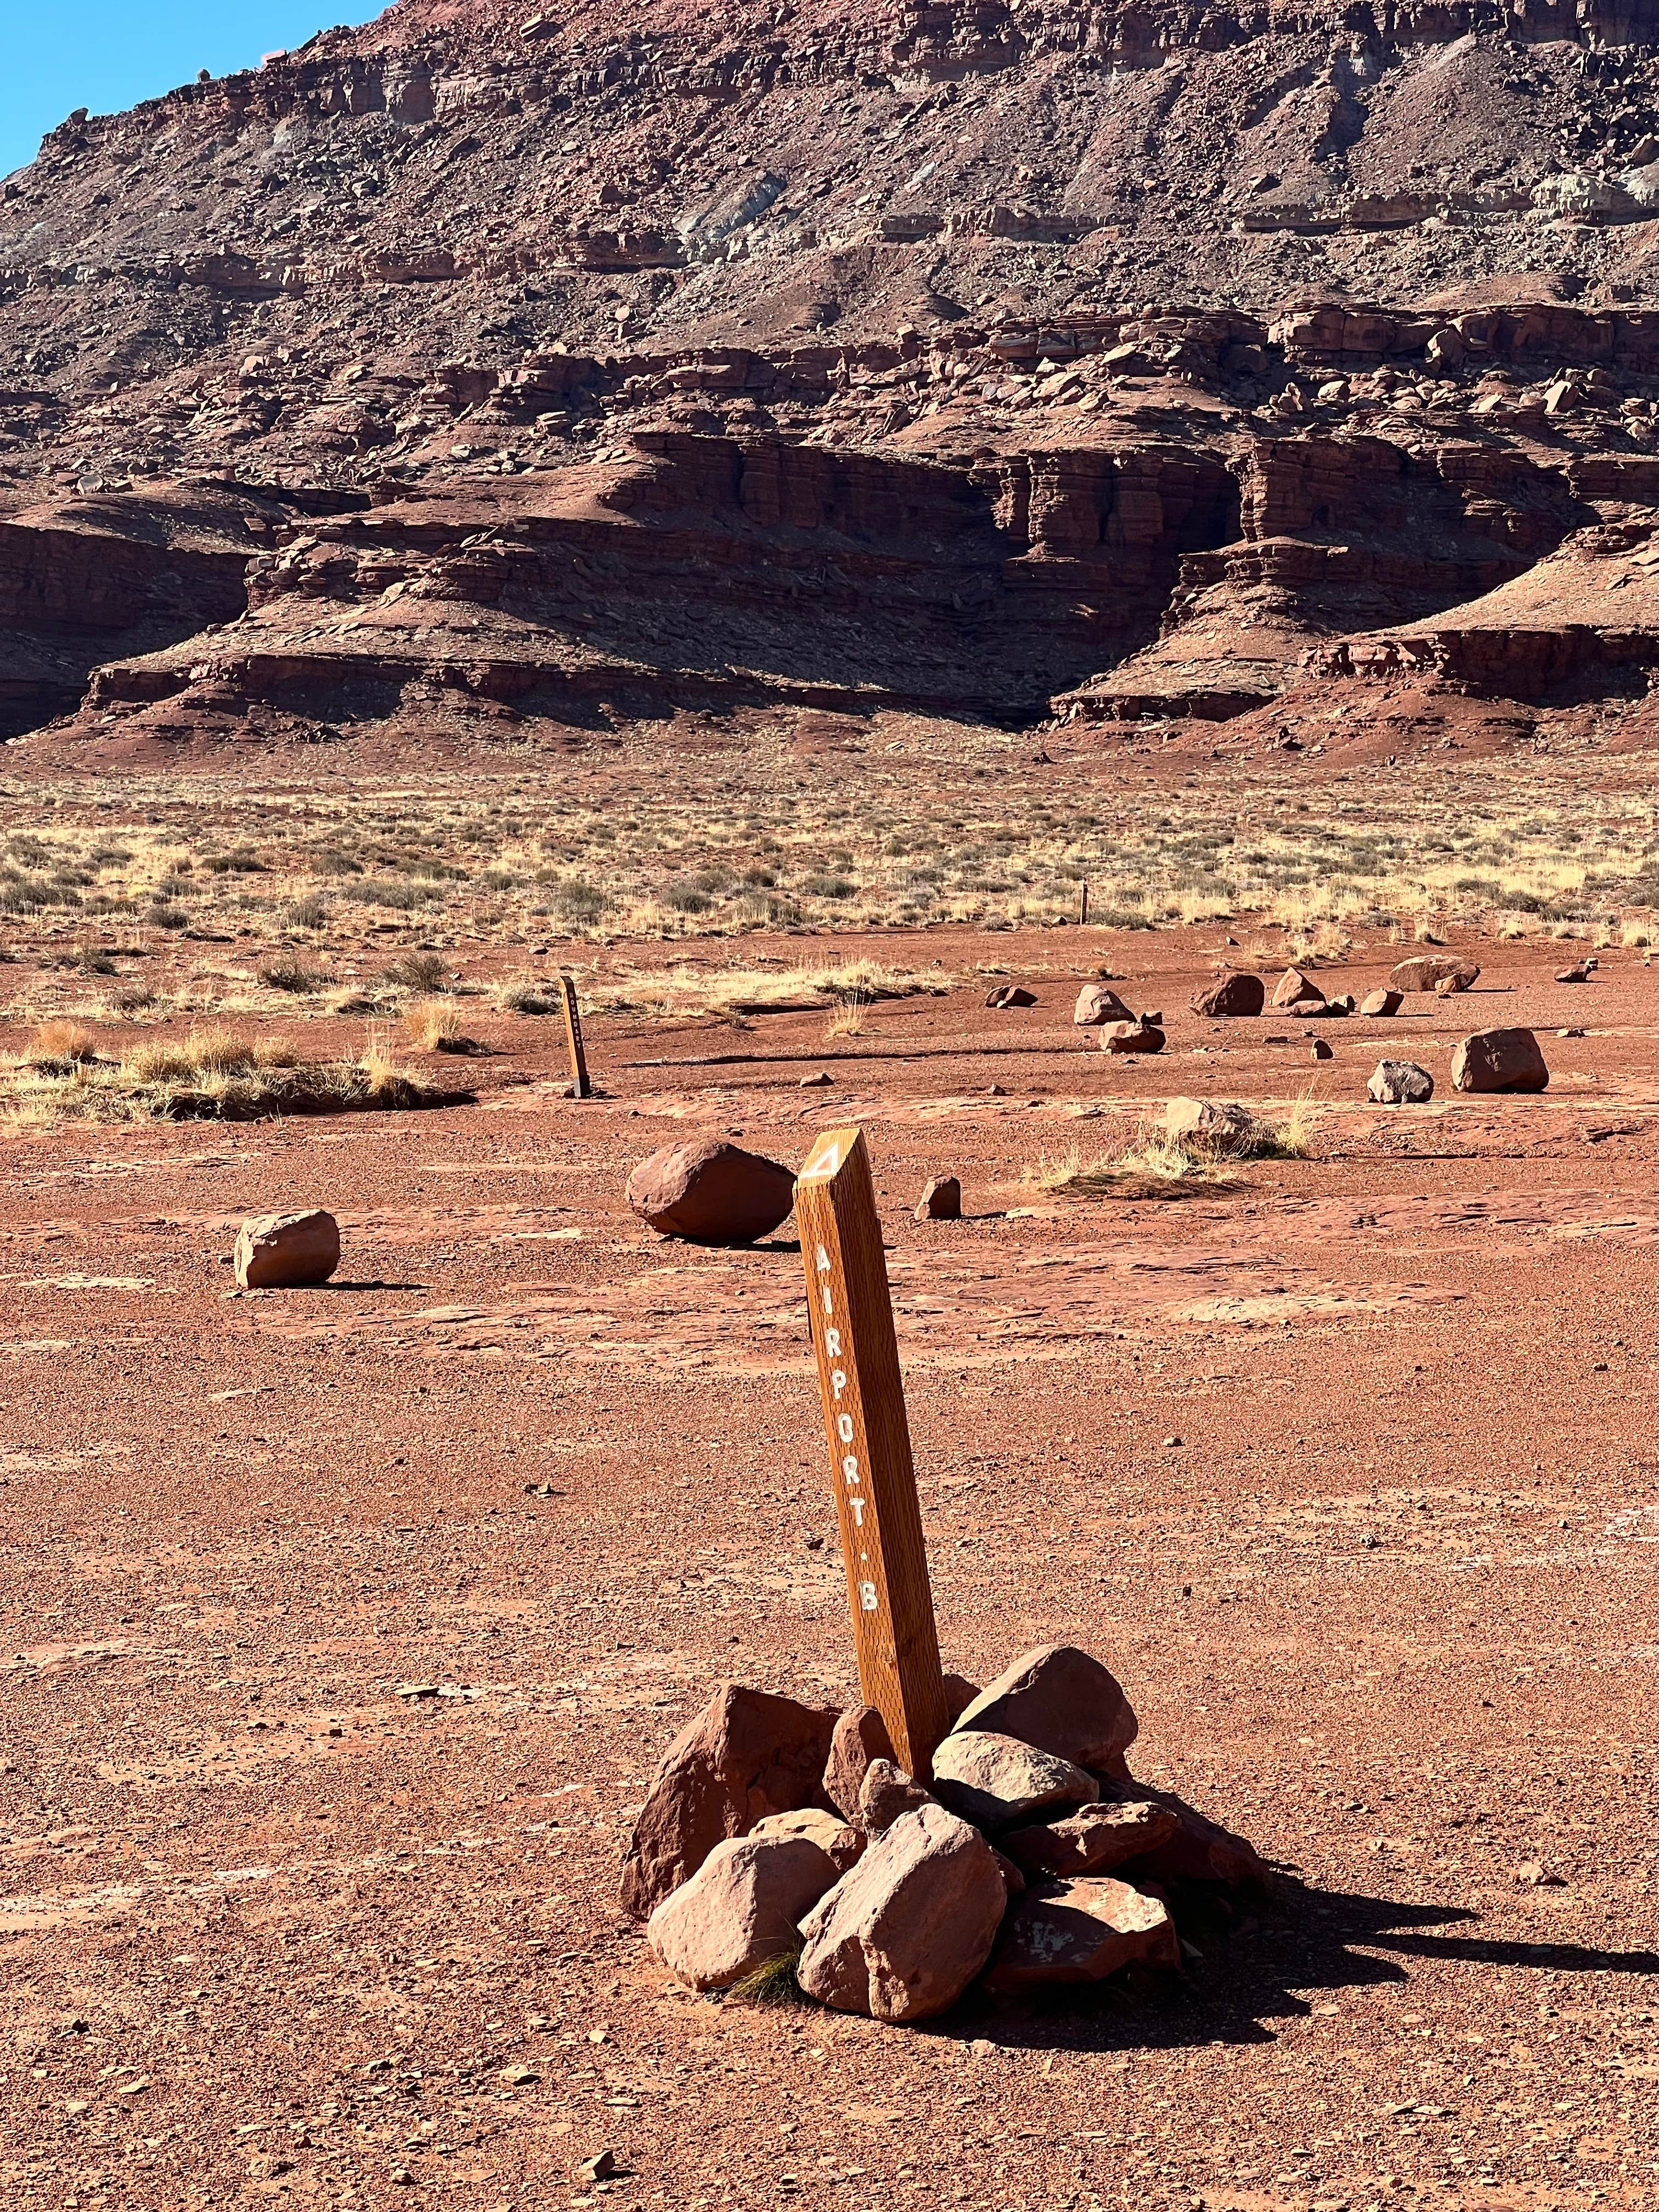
[557,973,591,1099]
[794,1126,947,1779]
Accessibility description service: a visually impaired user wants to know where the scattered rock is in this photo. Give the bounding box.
[1272,967,1325,1008]
[858,1758,935,1835]
[941,1672,980,1725]
[1163,1097,1255,1152]
[797,1803,1008,2022]
[646,1832,840,1990]
[822,1704,896,1821]
[1367,1058,1434,1105]
[1000,1797,1181,1879]
[951,1644,1139,1775]
[981,1874,1180,1993]
[1102,1018,1165,1054]
[579,2152,618,2185]
[1189,972,1265,1017]
[1451,1026,1549,1094]
[1311,1038,1334,1060]
[914,1174,962,1222]
[985,983,1037,1009]
[1514,1860,1567,1887]
[749,1807,865,1874]
[1554,961,1594,984]
[1360,988,1404,1017]
[234,1209,340,1290]
[1073,982,1135,1026]
[625,1137,797,1246]
[931,1730,1099,1831]
[619,1683,837,1920]
[1327,993,1356,1015]
[798,1070,834,1086]
[1390,955,1479,994]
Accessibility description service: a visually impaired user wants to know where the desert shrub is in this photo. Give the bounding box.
[259,958,334,995]
[382,950,450,993]
[149,902,188,930]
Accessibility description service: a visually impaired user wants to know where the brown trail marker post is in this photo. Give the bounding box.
[1080,881,1090,926]
[557,973,591,1099]
[794,1126,948,1779]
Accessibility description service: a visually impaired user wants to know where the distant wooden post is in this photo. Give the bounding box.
[1080,880,1090,926]
[557,973,591,1099]
[794,1126,947,1779]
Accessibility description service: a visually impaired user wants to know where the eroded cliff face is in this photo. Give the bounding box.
[11,0,1659,754]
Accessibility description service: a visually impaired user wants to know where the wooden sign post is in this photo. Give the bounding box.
[794,1126,948,1779]
[557,973,591,1100]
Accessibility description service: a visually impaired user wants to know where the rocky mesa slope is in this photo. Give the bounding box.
[10,0,1659,755]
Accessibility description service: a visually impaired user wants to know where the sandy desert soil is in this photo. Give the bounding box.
[1,832,1656,2212]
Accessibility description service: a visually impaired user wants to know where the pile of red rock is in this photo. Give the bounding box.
[621,1644,1266,2024]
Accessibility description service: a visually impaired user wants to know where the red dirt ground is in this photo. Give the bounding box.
[2,922,1657,2212]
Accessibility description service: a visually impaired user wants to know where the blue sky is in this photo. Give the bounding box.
[2,1,389,180]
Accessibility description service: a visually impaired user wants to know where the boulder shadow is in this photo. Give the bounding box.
[946,1876,1659,2053]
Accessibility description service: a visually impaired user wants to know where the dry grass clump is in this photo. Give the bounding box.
[725,1950,805,2008]
[2,1024,443,1125]
[589,960,947,1022]
[399,998,486,1054]
[382,951,451,994]
[24,1018,102,1068]
[824,992,867,1040]
[259,957,336,995]
[492,973,556,1014]
[1028,1097,1319,1201]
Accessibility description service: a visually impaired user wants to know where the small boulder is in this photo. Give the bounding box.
[1311,1039,1334,1062]
[985,983,1037,1009]
[646,1833,839,1990]
[234,1209,340,1290]
[931,1730,1099,1832]
[858,1758,935,1836]
[1327,994,1355,1015]
[1163,1097,1255,1154]
[1451,1026,1549,1094]
[914,1174,962,1222]
[1555,961,1593,984]
[749,1807,864,1874]
[981,1874,1179,1994]
[1272,967,1325,1008]
[1000,1797,1181,1880]
[1189,972,1265,1018]
[1361,988,1404,1017]
[619,1684,837,1920]
[822,1705,896,1821]
[951,1644,1138,1775]
[1390,955,1479,994]
[1367,1058,1434,1105]
[1074,982,1135,1026]
[1105,1783,1269,1890]
[941,1671,980,1725]
[625,1137,796,1246]
[797,1803,1008,2022]
[1102,1019,1165,1055]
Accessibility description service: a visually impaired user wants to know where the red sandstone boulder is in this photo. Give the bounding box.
[930,1730,1099,1831]
[985,983,1037,1009]
[1000,1798,1181,1880]
[748,1807,864,1874]
[1361,988,1404,1017]
[914,1175,961,1222]
[619,1683,838,1920]
[1451,1027,1549,1093]
[625,1137,796,1246]
[1191,972,1266,1017]
[646,1832,840,1989]
[1102,1018,1165,1054]
[981,1874,1179,1993]
[234,1209,340,1289]
[1272,967,1325,1008]
[1390,955,1479,994]
[797,1803,1008,2022]
[950,1645,1138,1775]
[858,1758,935,1836]
[1074,982,1135,1025]
[822,1704,896,1821]
[1109,1785,1269,1890]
